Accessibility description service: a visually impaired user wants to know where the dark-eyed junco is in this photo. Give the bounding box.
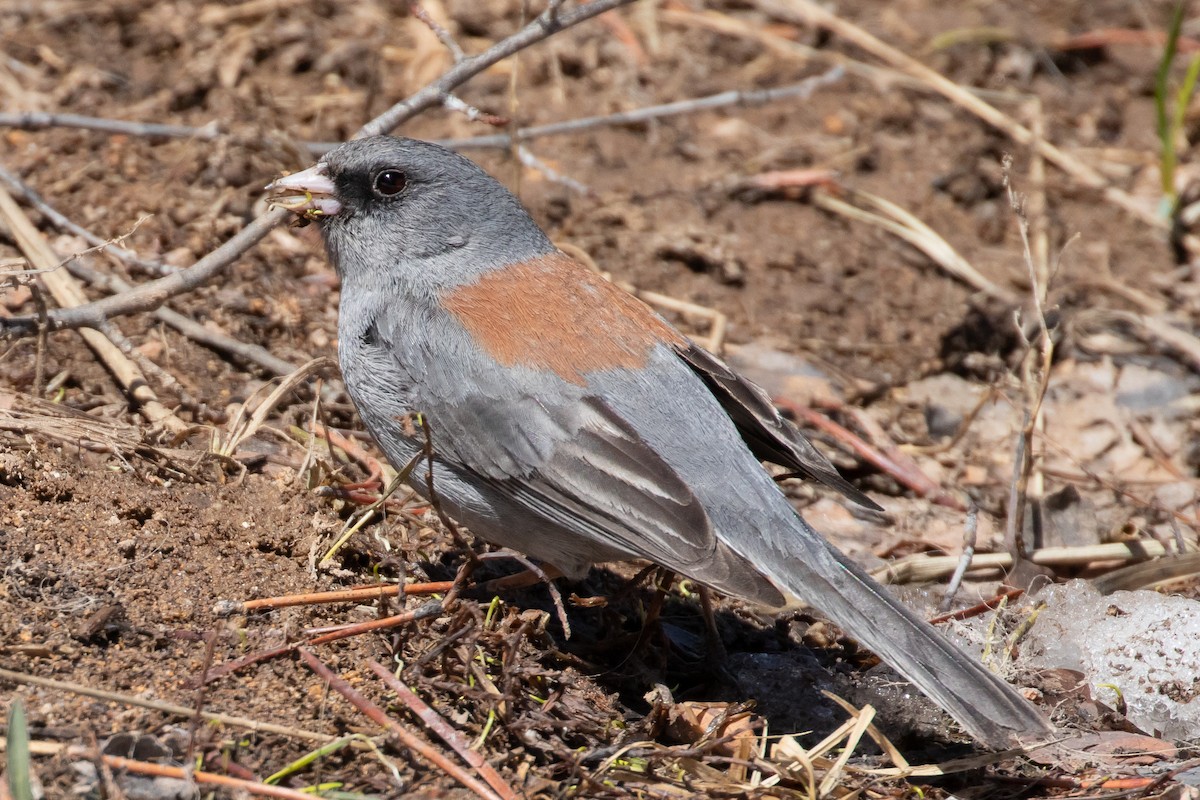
[267,136,1052,748]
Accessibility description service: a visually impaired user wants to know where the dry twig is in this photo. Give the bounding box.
[0,666,330,742]
[368,660,518,800]
[298,648,504,800]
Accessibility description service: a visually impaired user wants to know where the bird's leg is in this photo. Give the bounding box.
[475,550,571,638]
[412,412,486,570]
[610,563,662,603]
[476,556,565,592]
[631,568,675,654]
[441,557,476,610]
[697,585,728,663]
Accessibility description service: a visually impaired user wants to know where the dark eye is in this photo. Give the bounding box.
[373,169,407,196]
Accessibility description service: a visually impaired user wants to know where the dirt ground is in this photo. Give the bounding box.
[2,0,1200,797]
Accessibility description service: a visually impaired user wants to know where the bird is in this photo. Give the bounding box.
[266,135,1052,749]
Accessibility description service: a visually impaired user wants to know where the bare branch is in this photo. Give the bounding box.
[408,1,466,62]
[431,67,847,151]
[516,146,591,194]
[3,68,840,159]
[0,111,220,141]
[358,0,637,138]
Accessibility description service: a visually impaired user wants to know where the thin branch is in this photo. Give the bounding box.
[327,69,847,153]
[100,754,316,800]
[446,67,845,145]
[441,94,509,127]
[0,666,331,742]
[359,0,637,139]
[516,146,591,194]
[409,1,466,62]
[940,504,979,612]
[216,580,453,615]
[368,659,519,800]
[0,111,220,141]
[1,70,842,157]
[298,647,504,800]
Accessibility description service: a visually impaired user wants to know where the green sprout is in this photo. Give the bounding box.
[1156,0,1200,216]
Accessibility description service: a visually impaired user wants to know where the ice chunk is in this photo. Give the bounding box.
[1024,580,1200,740]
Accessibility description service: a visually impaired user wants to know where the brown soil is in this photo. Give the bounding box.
[1,0,1197,797]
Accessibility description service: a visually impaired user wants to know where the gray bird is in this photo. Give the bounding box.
[267,135,1052,748]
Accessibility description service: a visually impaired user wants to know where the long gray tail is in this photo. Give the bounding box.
[762,515,1053,749]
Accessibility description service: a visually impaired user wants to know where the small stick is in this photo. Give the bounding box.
[929,588,1025,625]
[478,550,570,638]
[417,414,472,559]
[873,540,1179,585]
[775,396,963,510]
[215,581,455,614]
[1002,157,1054,586]
[0,666,330,742]
[401,69,847,152]
[306,597,446,646]
[298,648,504,800]
[516,146,591,194]
[197,643,299,686]
[368,659,519,800]
[100,755,315,799]
[442,94,509,127]
[408,1,465,62]
[940,504,979,612]
[0,111,220,141]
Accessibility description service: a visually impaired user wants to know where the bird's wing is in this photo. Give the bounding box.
[673,342,882,511]
[420,385,721,571]
[366,254,723,571]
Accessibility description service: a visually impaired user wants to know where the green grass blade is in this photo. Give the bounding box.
[1157,1,1188,199]
[6,698,34,800]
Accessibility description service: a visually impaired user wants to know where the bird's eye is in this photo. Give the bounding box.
[373,169,407,196]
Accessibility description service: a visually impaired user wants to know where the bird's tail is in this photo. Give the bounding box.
[761,515,1053,749]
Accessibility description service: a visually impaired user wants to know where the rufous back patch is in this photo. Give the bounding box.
[442,252,686,385]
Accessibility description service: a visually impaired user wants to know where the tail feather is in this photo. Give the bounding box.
[762,516,1053,749]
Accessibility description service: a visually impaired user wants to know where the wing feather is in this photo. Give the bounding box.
[673,342,882,511]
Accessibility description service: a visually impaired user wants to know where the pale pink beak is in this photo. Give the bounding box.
[266,163,342,217]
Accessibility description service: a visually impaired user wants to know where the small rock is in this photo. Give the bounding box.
[1115,363,1193,412]
[726,342,837,405]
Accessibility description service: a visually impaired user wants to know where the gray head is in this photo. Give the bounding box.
[268,136,554,289]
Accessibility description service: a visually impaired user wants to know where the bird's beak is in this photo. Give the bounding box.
[266,163,342,218]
